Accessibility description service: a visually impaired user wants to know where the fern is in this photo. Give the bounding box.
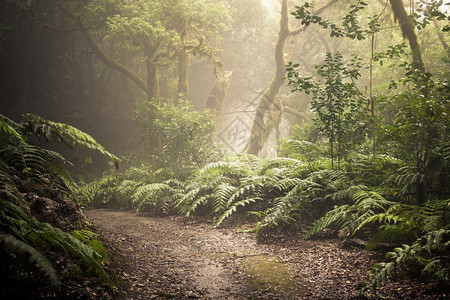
[78,175,118,207]
[0,233,61,286]
[35,223,109,280]
[211,183,237,214]
[1,144,74,194]
[132,182,173,212]
[368,229,450,291]
[302,204,353,239]
[23,113,118,161]
[302,188,395,239]
[72,229,107,259]
[186,195,211,216]
[280,139,323,171]
[0,114,25,144]
[354,199,450,250]
[0,114,115,292]
[215,197,259,227]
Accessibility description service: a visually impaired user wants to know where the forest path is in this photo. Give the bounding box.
[84,209,433,300]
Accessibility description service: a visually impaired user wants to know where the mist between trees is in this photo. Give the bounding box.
[0,0,449,298]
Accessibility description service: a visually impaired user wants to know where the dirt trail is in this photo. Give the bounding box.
[85,209,444,300]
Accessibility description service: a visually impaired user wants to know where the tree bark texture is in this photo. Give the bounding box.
[143,40,161,100]
[206,71,232,129]
[245,0,338,156]
[175,50,190,104]
[389,0,425,71]
[82,30,149,95]
[245,0,289,156]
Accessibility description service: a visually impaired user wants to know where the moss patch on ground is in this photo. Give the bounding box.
[242,255,303,296]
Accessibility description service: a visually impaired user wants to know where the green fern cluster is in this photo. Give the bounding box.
[78,166,185,214]
[175,152,353,238]
[369,228,450,291]
[1,113,114,290]
[1,194,110,286]
[302,189,395,240]
[78,174,120,208]
[175,154,262,219]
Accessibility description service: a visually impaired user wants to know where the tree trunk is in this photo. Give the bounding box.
[389,0,425,72]
[206,71,233,129]
[245,0,289,156]
[175,49,190,104]
[82,30,149,95]
[245,0,338,156]
[143,40,160,100]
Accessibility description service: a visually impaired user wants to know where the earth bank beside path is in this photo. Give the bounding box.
[85,209,445,299]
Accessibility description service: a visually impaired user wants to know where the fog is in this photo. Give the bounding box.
[0,0,448,170]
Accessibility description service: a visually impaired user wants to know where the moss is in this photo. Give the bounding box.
[242,255,304,295]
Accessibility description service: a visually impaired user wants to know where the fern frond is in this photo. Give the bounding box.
[23,113,118,161]
[186,195,210,216]
[0,114,25,144]
[115,179,140,201]
[215,197,259,227]
[227,183,263,206]
[0,233,61,286]
[132,183,172,211]
[212,183,237,213]
[38,223,109,280]
[369,229,450,291]
[302,204,353,239]
[260,157,306,172]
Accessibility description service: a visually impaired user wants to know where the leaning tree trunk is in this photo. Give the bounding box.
[245,0,289,156]
[389,0,425,72]
[432,17,448,50]
[82,29,149,95]
[390,0,429,204]
[245,0,338,156]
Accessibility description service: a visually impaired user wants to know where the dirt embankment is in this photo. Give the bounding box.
[85,209,446,300]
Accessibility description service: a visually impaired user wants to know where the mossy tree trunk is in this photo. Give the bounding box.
[245,0,337,156]
[206,70,233,129]
[175,49,190,104]
[143,40,161,100]
[245,0,289,156]
[389,0,425,72]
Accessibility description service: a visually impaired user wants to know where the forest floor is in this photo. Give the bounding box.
[85,209,447,300]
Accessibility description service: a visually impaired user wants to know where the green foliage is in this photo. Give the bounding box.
[286,52,366,168]
[134,99,219,180]
[175,154,260,218]
[78,174,125,208]
[0,233,61,286]
[0,113,113,289]
[344,152,404,187]
[78,165,185,215]
[369,229,450,291]
[413,0,450,31]
[92,0,230,46]
[72,229,107,259]
[302,188,395,240]
[356,199,450,250]
[378,61,450,204]
[292,1,377,40]
[22,113,118,161]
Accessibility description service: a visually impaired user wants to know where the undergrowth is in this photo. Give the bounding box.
[1,113,116,297]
